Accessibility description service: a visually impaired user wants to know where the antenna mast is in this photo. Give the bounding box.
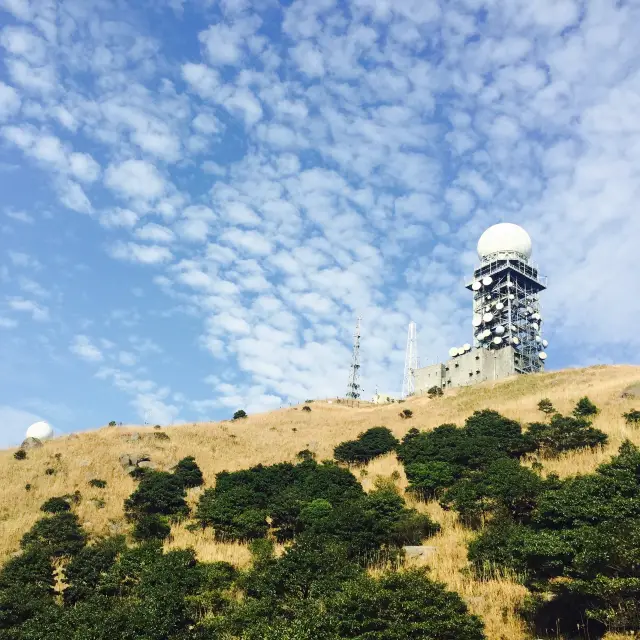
[402,321,418,398]
[346,317,362,399]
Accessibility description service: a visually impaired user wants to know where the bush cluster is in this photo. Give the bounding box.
[334,426,399,465]
[196,458,438,556]
[124,456,204,541]
[469,441,640,638]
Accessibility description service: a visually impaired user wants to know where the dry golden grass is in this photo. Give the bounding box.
[1,364,640,640]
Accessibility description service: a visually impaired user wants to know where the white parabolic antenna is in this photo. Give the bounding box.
[493,336,503,345]
[494,325,505,335]
[483,312,494,323]
[449,347,459,357]
[539,352,547,360]
[496,302,504,311]
[512,336,520,345]
[463,343,471,351]
[472,281,482,291]
[542,339,549,347]
[25,421,54,441]
[457,347,466,356]
[477,223,533,260]
[482,276,493,286]
[472,314,482,327]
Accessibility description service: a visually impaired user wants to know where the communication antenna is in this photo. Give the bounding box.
[402,321,418,398]
[346,317,362,399]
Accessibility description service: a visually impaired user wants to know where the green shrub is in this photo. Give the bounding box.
[25,483,32,491]
[537,398,555,415]
[21,512,87,557]
[14,449,27,460]
[302,405,312,412]
[108,421,117,427]
[88,478,107,489]
[45,467,55,476]
[623,409,640,425]
[155,431,170,440]
[334,426,399,465]
[129,466,150,480]
[427,385,444,398]
[405,461,459,500]
[296,449,315,462]
[63,536,126,604]
[400,408,413,419]
[154,424,162,429]
[124,471,188,519]
[174,456,204,489]
[132,513,172,542]
[527,414,607,455]
[40,497,71,514]
[233,409,247,420]
[573,396,598,418]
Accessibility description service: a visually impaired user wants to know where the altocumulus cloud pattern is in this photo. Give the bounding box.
[0,0,639,445]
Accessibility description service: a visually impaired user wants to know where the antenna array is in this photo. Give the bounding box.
[346,317,362,399]
[402,321,418,398]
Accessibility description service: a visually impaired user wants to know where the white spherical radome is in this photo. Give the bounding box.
[25,421,54,441]
[477,223,533,260]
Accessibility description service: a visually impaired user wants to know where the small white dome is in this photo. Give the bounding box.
[25,421,54,441]
[477,223,532,260]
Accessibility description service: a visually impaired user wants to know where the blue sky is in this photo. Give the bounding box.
[1,0,639,446]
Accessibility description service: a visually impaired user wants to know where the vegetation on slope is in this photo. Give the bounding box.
[1,365,640,640]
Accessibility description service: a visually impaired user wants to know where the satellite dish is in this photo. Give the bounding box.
[507,282,515,288]
[539,352,547,360]
[542,339,549,348]
[25,421,54,441]
[535,335,542,343]
[449,347,459,358]
[510,324,517,332]
[508,294,515,300]
[526,306,533,315]
[482,276,493,286]
[463,343,471,351]
[483,312,494,323]
[472,314,482,327]
[512,337,520,345]
[456,347,465,356]
[496,302,504,311]
[474,339,481,348]
[531,313,540,321]
[472,281,482,291]
[493,336,503,345]
[494,325,505,335]
[484,305,491,312]
[483,329,492,339]
[531,322,539,331]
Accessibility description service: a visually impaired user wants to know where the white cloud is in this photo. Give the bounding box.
[221,228,272,255]
[0,81,20,120]
[1,26,47,65]
[135,222,175,244]
[8,251,39,268]
[0,316,18,329]
[192,113,222,135]
[118,351,137,366]
[58,179,92,213]
[108,242,173,265]
[5,209,33,224]
[6,59,56,94]
[69,153,101,183]
[198,16,261,66]
[182,63,220,98]
[7,297,49,321]
[70,335,103,362]
[100,208,139,228]
[104,160,166,200]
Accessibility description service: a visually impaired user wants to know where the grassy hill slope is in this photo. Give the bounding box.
[2,364,640,640]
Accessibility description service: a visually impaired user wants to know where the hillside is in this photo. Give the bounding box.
[2,364,640,640]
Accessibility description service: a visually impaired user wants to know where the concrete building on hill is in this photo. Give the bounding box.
[414,223,549,393]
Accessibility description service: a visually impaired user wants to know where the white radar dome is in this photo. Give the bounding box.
[25,421,54,441]
[477,223,532,261]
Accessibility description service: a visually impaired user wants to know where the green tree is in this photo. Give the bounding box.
[132,513,172,542]
[537,398,555,415]
[528,414,608,455]
[233,409,247,420]
[40,496,71,513]
[174,456,204,489]
[21,512,87,558]
[334,427,399,464]
[124,471,188,519]
[573,396,598,418]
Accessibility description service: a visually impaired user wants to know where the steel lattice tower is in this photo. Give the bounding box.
[402,321,418,398]
[467,248,548,373]
[346,317,362,399]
